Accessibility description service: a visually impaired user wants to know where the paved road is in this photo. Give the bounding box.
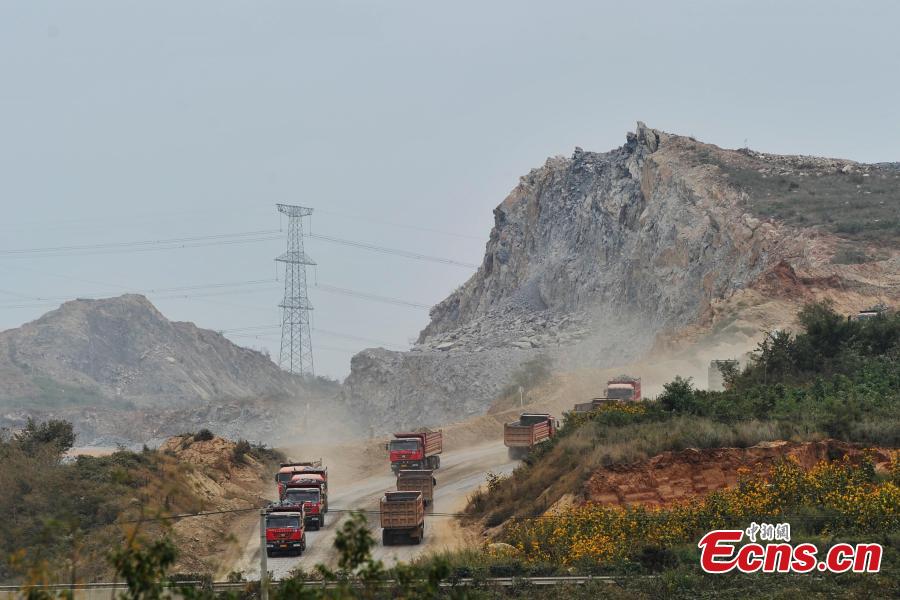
[234,440,517,579]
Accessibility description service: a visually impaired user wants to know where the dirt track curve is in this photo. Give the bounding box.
[233,440,517,579]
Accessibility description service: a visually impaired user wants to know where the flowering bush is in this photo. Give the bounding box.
[502,453,900,566]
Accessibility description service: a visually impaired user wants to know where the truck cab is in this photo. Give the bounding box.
[389,438,423,465]
[285,474,328,514]
[606,376,642,401]
[389,430,442,474]
[282,486,325,529]
[265,509,306,557]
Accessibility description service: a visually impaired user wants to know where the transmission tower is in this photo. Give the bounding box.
[275,204,315,376]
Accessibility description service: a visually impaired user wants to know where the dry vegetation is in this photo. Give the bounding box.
[0,425,280,584]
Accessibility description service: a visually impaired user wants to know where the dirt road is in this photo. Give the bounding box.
[233,440,517,579]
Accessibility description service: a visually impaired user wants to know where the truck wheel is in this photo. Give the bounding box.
[320,514,325,528]
[382,530,391,546]
[266,549,273,558]
[301,533,307,552]
[434,456,440,469]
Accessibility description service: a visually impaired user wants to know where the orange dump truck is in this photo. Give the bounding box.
[396,469,436,506]
[380,491,425,545]
[503,413,559,459]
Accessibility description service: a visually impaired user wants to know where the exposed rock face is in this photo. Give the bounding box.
[344,123,899,432]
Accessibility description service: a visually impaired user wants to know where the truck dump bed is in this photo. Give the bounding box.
[393,429,443,457]
[380,491,424,529]
[503,420,550,447]
[396,469,435,504]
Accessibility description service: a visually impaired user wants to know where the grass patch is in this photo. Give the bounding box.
[704,151,900,245]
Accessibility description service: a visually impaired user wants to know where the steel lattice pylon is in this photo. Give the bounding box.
[275,203,315,376]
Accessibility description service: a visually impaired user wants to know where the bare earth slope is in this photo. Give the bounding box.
[582,439,895,507]
[344,123,899,432]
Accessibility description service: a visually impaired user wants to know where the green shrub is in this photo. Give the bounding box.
[232,439,252,464]
[193,429,214,442]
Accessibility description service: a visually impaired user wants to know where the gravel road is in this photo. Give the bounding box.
[234,440,517,579]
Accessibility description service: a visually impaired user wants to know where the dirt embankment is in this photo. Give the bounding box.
[153,435,273,575]
[583,440,894,507]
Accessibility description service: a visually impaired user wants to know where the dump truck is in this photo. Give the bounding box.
[264,507,306,556]
[380,491,425,545]
[572,397,617,413]
[396,469,436,506]
[275,460,325,497]
[285,473,328,513]
[389,429,443,474]
[504,413,559,459]
[606,376,642,401]
[281,486,326,529]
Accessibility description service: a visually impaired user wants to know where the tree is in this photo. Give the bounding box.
[14,419,75,458]
[658,376,696,413]
[108,537,177,600]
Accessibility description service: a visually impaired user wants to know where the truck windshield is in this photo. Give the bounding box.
[390,439,419,452]
[266,515,300,529]
[284,489,320,504]
[276,472,294,483]
[606,386,634,400]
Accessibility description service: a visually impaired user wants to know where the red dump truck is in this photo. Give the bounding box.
[275,460,326,497]
[380,491,425,545]
[281,483,326,529]
[606,376,641,401]
[285,473,328,517]
[389,429,442,474]
[504,413,559,459]
[264,506,306,557]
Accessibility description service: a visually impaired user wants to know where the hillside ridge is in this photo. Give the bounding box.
[343,122,898,432]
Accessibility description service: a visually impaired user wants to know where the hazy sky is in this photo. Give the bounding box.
[1,1,898,378]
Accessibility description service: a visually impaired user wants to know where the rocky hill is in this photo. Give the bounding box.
[0,295,344,445]
[344,123,899,431]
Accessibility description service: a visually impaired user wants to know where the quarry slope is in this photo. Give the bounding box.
[0,295,345,446]
[344,123,899,431]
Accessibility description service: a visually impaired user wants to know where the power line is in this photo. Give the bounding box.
[0,279,276,305]
[306,233,477,269]
[314,283,431,310]
[106,505,900,526]
[0,229,282,257]
[0,285,283,310]
[0,281,431,313]
[220,324,406,349]
[315,208,482,240]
